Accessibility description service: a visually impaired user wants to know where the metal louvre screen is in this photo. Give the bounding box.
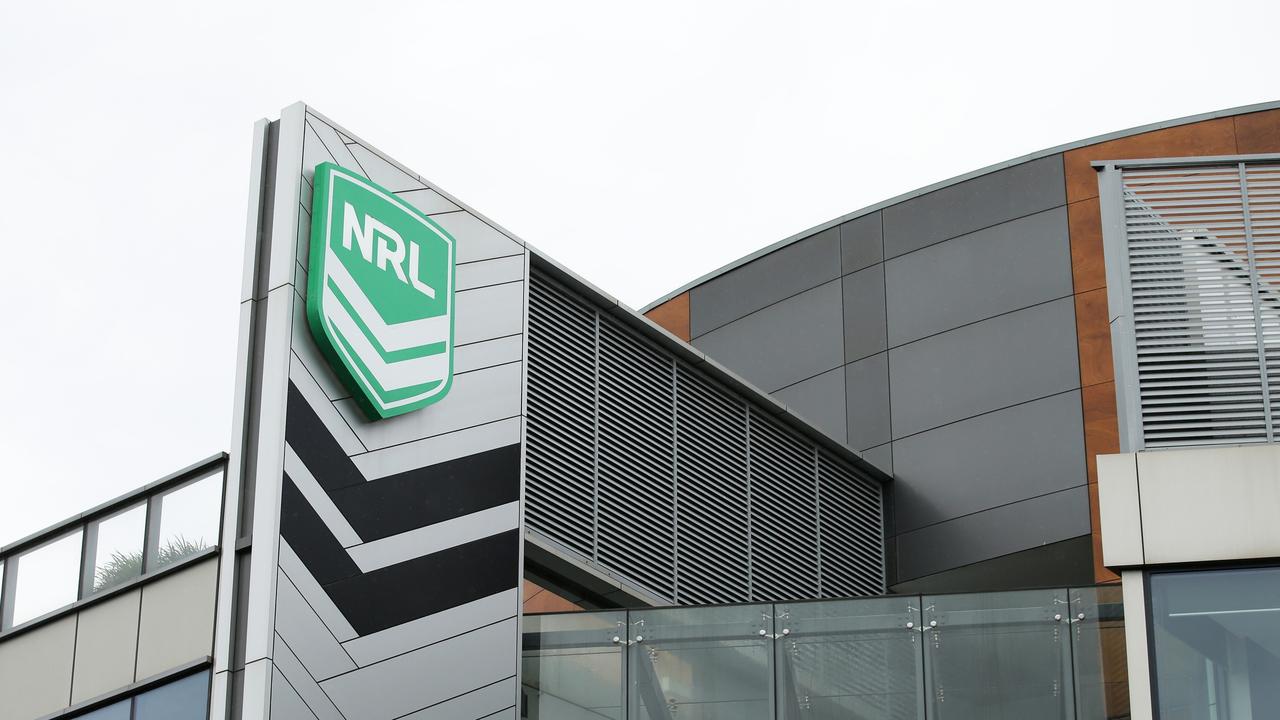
[597,319,676,598]
[525,269,887,603]
[675,366,750,604]
[525,272,596,556]
[1117,161,1280,448]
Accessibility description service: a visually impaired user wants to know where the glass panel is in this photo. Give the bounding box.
[1070,586,1129,720]
[151,472,221,570]
[1150,566,1280,720]
[11,529,83,626]
[522,611,625,719]
[923,589,1074,720]
[628,603,773,720]
[133,670,210,720]
[775,596,924,720]
[88,503,146,594]
[76,699,131,720]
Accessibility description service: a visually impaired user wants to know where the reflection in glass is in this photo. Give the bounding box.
[11,530,83,626]
[88,503,146,594]
[1151,566,1280,720]
[523,611,626,719]
[133,670,211,720]
[775,596,924,720]
[628,604,773,720]
[151,472,221,570]
[923,589,1075,720]
[1070,586,1129,720]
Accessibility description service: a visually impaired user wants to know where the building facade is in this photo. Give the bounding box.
[0,100,1278,720]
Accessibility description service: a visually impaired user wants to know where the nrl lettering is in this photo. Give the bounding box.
[341,202,437,299]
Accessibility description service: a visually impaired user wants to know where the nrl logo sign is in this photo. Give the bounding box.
[307,163,456,419]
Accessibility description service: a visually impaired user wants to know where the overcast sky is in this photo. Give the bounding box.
[1,0,1277,546]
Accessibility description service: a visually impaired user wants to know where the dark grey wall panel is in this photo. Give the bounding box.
[881,154,1066,259]
[895,486,1090,581]
[845,353,891,451]
[842,265,888,363]
[693,280,844,393]
[862,443,892,476]
[690,227,840,337]
[890,535,1093,595]
[884,207,1073,346]
[892,391,1086,533]
[774,367,847,442]
[888,297,1080,438]
[840,212,883,274]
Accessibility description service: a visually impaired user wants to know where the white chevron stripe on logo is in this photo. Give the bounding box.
[324,284,449,389]
[327,248,449,352]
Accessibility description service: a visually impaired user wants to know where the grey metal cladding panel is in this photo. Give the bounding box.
[888,297,1080,438]
[398,677,516,719]
[773,367,847,443]
[690,226,840,337]
[845,353,892,451]
[396,188,461,216]
[862,443,892,476]
[336,361,522,450]
[431,212,524,264]
[321,619,517,720]
[892,390,1086,533]
[842,264,887,363]
[884,206,1073,346]
[270,668,319,720]
[345,142,429,192]
[341,590,518,666]
[882,154,1066,259]
[895,486,1090,581]
[840,211,883,275]
[692,280,844,393]
[274,573,355,681]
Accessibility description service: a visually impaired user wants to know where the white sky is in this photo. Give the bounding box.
[1,0,1277,547]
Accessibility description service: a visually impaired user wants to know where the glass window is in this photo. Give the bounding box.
[87,503,146,594]
[1070,585,1129,720]
[75,699,131,719]
[133,670,210,720]
[11,529,83,626]
[628,603,774,720]
[1150,566,1280,720]
[775,596,924,720]
[922,588,1075,720]
[523,611,625,719]
[151,473,221,570]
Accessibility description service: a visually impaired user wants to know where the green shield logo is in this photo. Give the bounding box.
[306,163,456,419]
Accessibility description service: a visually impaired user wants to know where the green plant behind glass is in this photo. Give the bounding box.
[94,535,209,592]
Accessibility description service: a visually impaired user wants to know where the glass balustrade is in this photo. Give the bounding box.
[523,586,1128,720]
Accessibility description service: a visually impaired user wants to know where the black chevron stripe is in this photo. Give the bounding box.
[287,382,521,542]
[281,474,360,585]
[286,383,365,491]
[281,474,519,636]
[281,379,523,637]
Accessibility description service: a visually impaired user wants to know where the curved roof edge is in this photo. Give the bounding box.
[641,98,1280,313]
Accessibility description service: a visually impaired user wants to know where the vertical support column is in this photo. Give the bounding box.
[1097,165,1144,453]
[1238,162,1273,441]
[1120,570,1154,720]
[210,102,307,720]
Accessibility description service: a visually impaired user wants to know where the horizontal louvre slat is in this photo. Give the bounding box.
[525,270,886,604]
[1120,162,1280,449]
